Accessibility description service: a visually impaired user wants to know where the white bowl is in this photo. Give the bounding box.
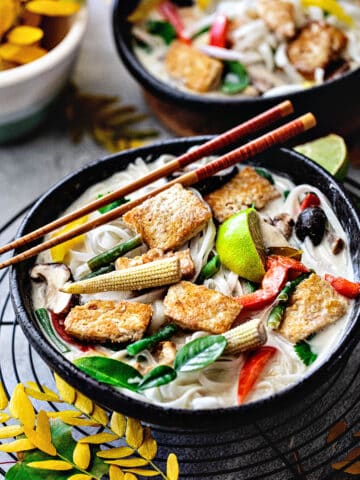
[0,7,88,143]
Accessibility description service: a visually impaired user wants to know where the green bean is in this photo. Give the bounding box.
[196,255,221,284]
[81,264,115,280]
[126,324,178,357]
[87,235,142,271]
[267,273,310,329]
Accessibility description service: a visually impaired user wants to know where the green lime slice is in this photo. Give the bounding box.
[216,208,266,283]
[294,134,349,180]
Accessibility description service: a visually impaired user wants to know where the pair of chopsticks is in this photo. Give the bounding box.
[0,101,316,270]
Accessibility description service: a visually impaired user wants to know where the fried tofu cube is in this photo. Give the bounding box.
[123,184,212,251]
[287,22,347,78]
[165,41,223,93]
[64,300,152,344]
[257,0,296,39]
[205,166,280,223]
[163,281,242,334]
[115,248,195,279]
[278,274,348,343]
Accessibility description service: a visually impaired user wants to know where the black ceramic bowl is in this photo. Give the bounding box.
[112,0,360,137]
[10,137,360,430]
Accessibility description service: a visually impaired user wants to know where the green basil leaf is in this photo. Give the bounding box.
[294,341,317,366]
[147,20,177,45]
[97,192,129,214]
[137,365,177,391]
[74,356,142,391]
[174,335,227,372]
[192,25,210,39]
[221,61,249,95]
[254,167,275,185]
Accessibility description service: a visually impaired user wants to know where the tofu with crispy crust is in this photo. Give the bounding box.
[257,0,296,39]
[115,248,195,279]
[287,22,347,78]
[123,184,212,251]
[163,281,242,334]
[165,41,223,93]
[205,166,280,223]
[278,274,348,343]
[64,300,152,344]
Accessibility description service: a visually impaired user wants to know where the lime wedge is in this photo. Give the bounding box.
[294,134,348,180]
[216,208,266,283]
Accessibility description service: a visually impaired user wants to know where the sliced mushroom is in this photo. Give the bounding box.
[272,213,294,240]
[260,217,289,248]
[31,263,76,315]
[328,233,345,255]
[154,341,177,367]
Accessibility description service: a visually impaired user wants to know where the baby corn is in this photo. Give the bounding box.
[62,257,181,294]
[223,319,267,354]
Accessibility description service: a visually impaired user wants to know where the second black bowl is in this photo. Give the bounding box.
[112,0,360,137]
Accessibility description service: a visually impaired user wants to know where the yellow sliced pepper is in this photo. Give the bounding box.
[50,216,88,263]
[301,0,354,27]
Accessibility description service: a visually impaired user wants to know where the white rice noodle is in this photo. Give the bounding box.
[198,45,262,64]
[188,218,217,277]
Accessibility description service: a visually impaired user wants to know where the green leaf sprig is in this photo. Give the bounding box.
[221,61,249,95]
[75,334,227,391]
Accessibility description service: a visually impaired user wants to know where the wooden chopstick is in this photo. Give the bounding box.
[0,112,315,270]
[0,101,293,258]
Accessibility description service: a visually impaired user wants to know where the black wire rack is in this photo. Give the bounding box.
[1,180,360,480]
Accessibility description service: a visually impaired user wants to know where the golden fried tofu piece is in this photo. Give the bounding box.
[115,248,195,279]
[205,166,280,223]
[163,281,242,334]
[165,41,223,93]
[257,0,296,39]
[64,300,152,344]
[287,22,347,78]
[123,184,212,251]
[278,274,348,343]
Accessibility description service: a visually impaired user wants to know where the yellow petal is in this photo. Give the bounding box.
[47,410,81,419]
[62,418,99,427]
[28,460,73,470]
[24,387,60,402]
[73,442,91,470]
[68,475,93,480]
[124,474,137,480]
[123,469,160,477]
[138,428,157,460]
[54,374,76,404]
[7,25,44,45]
[26,0,81,17]
[36,410,52,444]
[0,382,8,410]
[166,453,179,480]
[0,413,11,423]
[106,458,149,467]
[74,391,93,416]
[0,0,18,40]
[8,384,35,429]
[0,43,47,64]
[79,432,118,444]
[23,424,56,456]
[26,382,59,397]
[111,412,126,437]
[0,425,24,439]
[0,438,35,452]
[97,447,134,459]
[125,418,143,449]
[109,465,125,480]
[91,405,108,426]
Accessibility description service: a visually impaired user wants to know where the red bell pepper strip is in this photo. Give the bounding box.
[209,14,229,48]
[300,192,320,211]
[236,255,309,310]
[325,274,360,299]
[237,346,277,404]
[158,1,191,43]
